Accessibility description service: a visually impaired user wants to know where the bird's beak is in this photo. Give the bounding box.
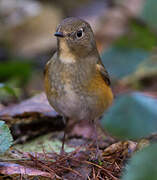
[54,31,64,38]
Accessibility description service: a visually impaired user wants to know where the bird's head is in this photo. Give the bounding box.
[54,17,97,60]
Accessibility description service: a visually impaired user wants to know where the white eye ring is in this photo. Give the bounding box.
[76,28,84,39]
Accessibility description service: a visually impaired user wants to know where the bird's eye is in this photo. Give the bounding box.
[76,28,84,38]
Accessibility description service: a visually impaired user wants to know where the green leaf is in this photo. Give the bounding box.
[123,55,157,85]
[0,83,17,97]
[122,143,157,180]
[0,60,32,86]
[101,47,150,79]
[140,0,157,29]
[115,20,157,51]
[101,92,157,140]
[0,121,13,154]
[15,133,75,154]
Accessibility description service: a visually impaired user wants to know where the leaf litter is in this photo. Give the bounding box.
[0,139,137,179]
[0,91,139,179]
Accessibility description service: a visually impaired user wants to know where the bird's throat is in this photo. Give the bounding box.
[58,39,76,64]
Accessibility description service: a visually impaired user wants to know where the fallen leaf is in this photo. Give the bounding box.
[0,162,53,178]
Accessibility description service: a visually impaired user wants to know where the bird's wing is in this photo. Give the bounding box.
[96,58,111,86]
[44,52,57,75]
[44,60,51,75]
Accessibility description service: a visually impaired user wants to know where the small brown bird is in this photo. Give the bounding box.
[44,17,113,155]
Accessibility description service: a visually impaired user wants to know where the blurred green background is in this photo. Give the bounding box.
[0,0,157,139]
[0,1,157,179]
[0,0,156,104]
[0,0,111,104]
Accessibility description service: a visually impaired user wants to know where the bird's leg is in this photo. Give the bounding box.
[94,122,99,159]
[60,116,68,155]
[60,130,66,155]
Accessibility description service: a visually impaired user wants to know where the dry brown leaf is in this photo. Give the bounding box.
[0,93,62,142]
[0,92,58,125]
[0,162,53,178]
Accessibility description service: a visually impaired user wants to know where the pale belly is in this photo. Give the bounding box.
[48,83,101,121]
[46,60,112,121]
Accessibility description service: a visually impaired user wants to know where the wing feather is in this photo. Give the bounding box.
[96,58,111,86]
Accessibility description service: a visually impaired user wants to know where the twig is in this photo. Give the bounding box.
[83,160,118,180]
[56,165,82,177]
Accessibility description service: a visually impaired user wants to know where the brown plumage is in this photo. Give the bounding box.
[44,17,113,155]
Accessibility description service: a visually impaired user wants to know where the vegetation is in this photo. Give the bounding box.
[0,0,157,179]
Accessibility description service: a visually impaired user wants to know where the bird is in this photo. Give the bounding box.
[44,17,113,156]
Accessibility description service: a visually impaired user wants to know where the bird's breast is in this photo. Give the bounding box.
[45,59,113,121]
